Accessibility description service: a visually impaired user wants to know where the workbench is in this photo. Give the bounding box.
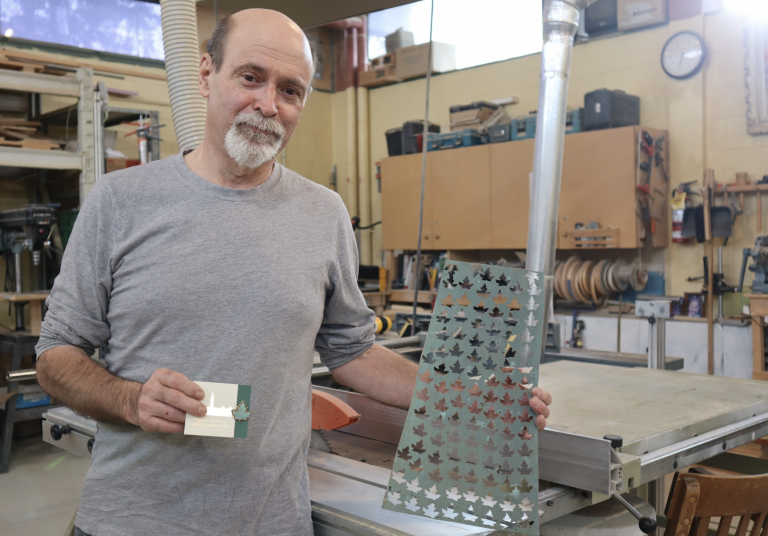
[43,359,768,535]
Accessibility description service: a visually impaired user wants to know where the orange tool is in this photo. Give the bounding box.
[311,390,360,431]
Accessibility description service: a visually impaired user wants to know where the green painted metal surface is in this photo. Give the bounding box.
[382,261,545,534]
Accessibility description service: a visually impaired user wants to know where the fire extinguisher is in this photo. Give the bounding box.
[671,189,691,244]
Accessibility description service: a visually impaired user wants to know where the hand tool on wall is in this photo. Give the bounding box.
[703,169,715,375]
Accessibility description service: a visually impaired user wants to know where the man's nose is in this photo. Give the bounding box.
[253,85,278,117]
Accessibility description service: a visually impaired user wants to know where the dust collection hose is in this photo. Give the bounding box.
[160,0,208,152]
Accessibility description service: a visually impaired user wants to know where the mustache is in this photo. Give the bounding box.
[232,112,285,139]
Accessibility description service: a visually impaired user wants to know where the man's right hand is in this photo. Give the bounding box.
[127,369,207,433]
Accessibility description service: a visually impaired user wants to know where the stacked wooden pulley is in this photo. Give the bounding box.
[554,257,648,304]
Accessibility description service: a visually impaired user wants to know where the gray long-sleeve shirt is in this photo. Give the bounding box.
[36,153,375,536]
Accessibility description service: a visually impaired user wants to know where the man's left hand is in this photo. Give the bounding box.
[530,387,552,431]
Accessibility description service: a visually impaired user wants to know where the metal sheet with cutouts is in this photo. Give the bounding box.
[382,261,544,534]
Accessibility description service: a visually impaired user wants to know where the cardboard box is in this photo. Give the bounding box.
[359,65,401,88]
[106,157,127,173]
[617,0,668,31]
[395,42,456,80]
[371,53,395,69]
[385,29,414,52]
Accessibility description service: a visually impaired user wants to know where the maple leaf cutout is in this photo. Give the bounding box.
[483,390,499,403]
[423,503,439,518]
[406,477,422,493]
[485,375,500,387]
[468,383,482,397]
[232,401,252,422]
[418,369,433,383]
[481,495,497,507]
[434,380,449,394]
[416,387,430,401]
[428,467,443,482]
[446,486,462,500]
[425,485,441,500]
[467,400,482,414]
[450,378,465,391]
[386,491,402,506]
[442,507,458,519]
[404,498,420,512]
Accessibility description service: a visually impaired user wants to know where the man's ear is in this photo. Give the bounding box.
[199,53,213,98]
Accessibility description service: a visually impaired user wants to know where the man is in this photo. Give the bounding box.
[36,9,552,536]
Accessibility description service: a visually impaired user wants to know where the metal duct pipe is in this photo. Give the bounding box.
[525,0,590,334]
[160,0,207,152]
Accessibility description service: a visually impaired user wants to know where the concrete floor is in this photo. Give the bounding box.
[0,437,89,536]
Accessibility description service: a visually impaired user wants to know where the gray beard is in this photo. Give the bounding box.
[223,113,285,169]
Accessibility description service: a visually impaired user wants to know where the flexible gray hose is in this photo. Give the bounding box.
[160,0,207,152]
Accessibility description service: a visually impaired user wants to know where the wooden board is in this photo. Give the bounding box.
[428,144,491,249]
[381,153,433,250]
[0,138,60,150]
[489,138,535,249]
[0,292,50,302]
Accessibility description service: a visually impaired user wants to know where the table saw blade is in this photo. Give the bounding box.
[310,429,335,454]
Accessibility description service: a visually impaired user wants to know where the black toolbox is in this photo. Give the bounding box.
[386,127,404,156]
[583,89,640,131]
[402,120,440,154]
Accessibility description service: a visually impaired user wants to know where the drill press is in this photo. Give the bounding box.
[0,206,57,330]
[738,237,768,295]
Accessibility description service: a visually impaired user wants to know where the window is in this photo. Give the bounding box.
[0,0,163,60]
[368,0,543,71]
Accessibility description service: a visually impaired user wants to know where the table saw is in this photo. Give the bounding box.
[42,359,768,535]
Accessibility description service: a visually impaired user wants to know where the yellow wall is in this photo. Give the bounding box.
[354,10,768,314]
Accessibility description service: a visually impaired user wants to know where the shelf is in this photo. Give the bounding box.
[0,146,82,170]
[388,289,437,304]
[0,69,80,97]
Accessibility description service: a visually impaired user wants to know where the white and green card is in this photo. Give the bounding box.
[184,381,252,439]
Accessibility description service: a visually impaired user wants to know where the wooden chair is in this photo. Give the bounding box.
[664,472,768,536]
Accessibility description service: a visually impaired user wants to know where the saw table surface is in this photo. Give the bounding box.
[542,361,768,455]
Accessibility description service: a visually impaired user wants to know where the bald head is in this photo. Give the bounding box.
[208,9,314,79]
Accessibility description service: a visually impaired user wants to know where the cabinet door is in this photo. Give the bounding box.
[558,127,638,248]
[381,154,433,250]
[429,145,492,250]
[489,139,535,249]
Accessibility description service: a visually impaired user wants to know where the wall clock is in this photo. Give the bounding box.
[661,31,707,80]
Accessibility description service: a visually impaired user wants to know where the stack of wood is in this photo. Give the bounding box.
[0,119,62,151]
[553,256,648,305]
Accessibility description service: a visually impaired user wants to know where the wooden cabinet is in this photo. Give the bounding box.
[489,138,535,249]
[381,126,669,251]
[558,126,668,249]
[381,153,433,250]
[430,145,491,250]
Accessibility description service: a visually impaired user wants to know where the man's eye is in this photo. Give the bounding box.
[285,88,298,97]
[243,75,256,83]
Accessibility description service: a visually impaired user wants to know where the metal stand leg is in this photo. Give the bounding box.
[0,340,23,473]
[646,479,666,536]
[647,317,666,370]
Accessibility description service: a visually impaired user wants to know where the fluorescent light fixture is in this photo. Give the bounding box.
[725,0,768,20]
